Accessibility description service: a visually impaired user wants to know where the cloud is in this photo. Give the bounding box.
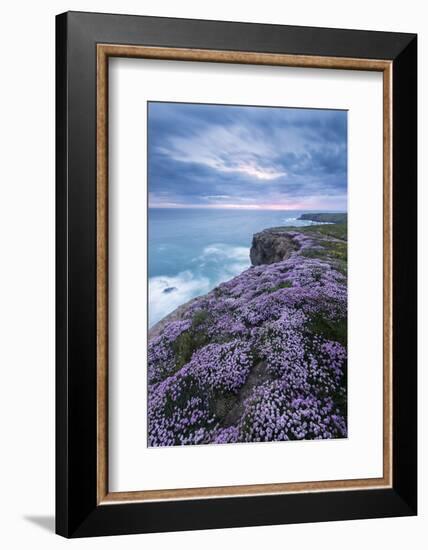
[202,195,232,201]
[148,102,347,210]
[160,123,287,181]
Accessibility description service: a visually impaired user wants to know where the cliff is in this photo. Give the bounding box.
[148,223,348,447]
[250,227,298,266]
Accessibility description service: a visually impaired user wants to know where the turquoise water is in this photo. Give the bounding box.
[148,208,332,326]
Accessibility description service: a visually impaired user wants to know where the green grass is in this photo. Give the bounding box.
[266,280,292,293]
[301,222,347,241]
[192,309,210,327]
[300,232,347,274]
[172,331,207,370]
[302,240,347,261]
[308,314,347,347]
[171,310,210,370]
[295,216,348,282]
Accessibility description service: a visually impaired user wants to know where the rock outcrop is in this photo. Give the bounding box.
[250,228,298,266]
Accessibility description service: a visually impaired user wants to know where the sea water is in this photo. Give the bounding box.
[149,208,332,326]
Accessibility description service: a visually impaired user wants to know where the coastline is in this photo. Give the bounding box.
[147,219,348,447]
[149,214,347,336]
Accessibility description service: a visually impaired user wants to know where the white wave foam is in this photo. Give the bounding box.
[201,243,250,262]
[199,243,250,283]
[149,271,210,327]
[149,244,251,326]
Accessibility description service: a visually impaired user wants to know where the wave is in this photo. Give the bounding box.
[149,271,210,327]
[198,243,250,283]
[149,244,251,326]
[282,217,334,227]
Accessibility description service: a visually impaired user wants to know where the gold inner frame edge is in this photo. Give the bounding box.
[96,44,393,505]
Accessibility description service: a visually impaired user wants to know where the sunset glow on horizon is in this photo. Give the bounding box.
[148,203,345,211]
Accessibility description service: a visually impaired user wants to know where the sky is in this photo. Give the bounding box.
[148,102,347,211]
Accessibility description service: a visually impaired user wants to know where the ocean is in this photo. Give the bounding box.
[148,208,332,327]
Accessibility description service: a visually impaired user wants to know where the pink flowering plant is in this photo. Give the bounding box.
[148,228,347,447]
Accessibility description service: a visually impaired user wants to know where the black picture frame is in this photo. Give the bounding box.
[56,11,417,538]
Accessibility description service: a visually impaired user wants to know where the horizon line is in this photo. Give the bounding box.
[148,205,347,212]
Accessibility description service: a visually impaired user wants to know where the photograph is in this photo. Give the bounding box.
[147,102,348,447]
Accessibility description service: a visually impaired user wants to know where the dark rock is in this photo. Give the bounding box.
[220,361,273,427]
[162,286,177,294]
[250,228,298,266]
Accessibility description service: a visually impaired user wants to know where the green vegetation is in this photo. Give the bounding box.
[308,313,347,347]
[192,309,210,327]
[266,280,292,293]
[301,222,347,241]
[302,240,347,261]
[172,310,210,370]
[300,233,347,274]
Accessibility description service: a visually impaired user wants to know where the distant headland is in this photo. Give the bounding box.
[298,212,347,224]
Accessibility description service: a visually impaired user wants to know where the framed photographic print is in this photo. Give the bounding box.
[56,11,417,537]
